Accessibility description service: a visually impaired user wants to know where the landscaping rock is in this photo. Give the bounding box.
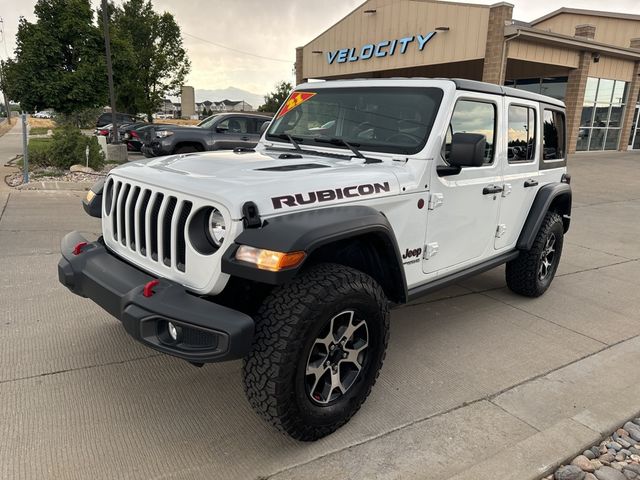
[622,470,637,480]
[610,442,624,452]
[585,450,597,460]
[573,455,596,472]
[624,465,640,475]
[624,423,640,442]
[602,454,616,465]
[69,164,95,173]
[556,465,586,480]
[594,466,626,480]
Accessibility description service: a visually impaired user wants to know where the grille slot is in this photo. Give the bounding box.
[176,202,192,272]
[149,193,164,261]
[137,190,151,256]
[162,197,178,266]
[105,180,199,275]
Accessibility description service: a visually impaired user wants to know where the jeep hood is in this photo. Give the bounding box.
[108,150,402,218]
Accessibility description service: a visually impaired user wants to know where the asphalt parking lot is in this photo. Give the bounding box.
[1,147,640,479]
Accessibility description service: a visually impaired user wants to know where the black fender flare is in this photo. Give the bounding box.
[221,206,408,302]
[517,182,572,251]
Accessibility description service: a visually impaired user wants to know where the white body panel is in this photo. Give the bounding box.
[99,78,567,297]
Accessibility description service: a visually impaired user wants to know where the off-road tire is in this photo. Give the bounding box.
[506,211,564,297]
[242,263,390,441]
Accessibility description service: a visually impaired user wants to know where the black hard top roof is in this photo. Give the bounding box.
[451,78,565,108]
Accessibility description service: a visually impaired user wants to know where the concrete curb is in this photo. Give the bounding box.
[15,181,92,191]
[448,383,640,480]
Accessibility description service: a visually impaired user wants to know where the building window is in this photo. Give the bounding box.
[543,110,566,160]
[508,105,536,162]
[577,77,629,152]
[506,77,568,101]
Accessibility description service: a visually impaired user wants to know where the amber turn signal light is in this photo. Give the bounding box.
[235,246,306,271]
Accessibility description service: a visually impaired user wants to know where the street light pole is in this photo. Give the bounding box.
[101,0,118,144]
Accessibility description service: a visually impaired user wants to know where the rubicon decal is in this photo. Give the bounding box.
[276,91,316,119]
[272,182,391,209]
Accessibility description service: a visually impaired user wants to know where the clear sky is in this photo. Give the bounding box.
[0,0,638,96]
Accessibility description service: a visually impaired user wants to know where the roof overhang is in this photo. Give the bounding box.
[505,25,640,61]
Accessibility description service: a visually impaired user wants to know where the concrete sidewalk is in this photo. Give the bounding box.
[0,151,639,480]
[0,118,23,193]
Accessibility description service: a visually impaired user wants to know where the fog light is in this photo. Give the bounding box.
[168,322,181,341]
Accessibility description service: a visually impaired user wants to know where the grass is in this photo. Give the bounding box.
[29,127,52,136]
[28,118,57,129]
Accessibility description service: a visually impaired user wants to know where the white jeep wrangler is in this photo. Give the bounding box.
[59,78,571,441]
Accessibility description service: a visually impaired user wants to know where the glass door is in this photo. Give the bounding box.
[629,106,640,150]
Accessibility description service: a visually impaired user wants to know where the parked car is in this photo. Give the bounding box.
[141,112,272,157]
[121,123,152,152]
[96,112,137,128]
[61,78,571,441]
[33,110,54,119]
[94,122,134,143]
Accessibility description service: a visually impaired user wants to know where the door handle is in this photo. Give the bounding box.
[241,136,250,141]
[482,185,503,195]
[524,179,539,188]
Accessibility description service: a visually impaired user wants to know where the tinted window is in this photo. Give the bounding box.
[217,117,248,133]
[508,105,536,162]
[543,110,566,160]
[445,100,496,164]
[267,87,444,155]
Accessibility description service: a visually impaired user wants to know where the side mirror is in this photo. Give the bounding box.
[216,125,229,133]
[449,133,486,167]
[259,121,271,135]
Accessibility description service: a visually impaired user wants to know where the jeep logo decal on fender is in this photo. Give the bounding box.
[272,182,391,209]
[402,247,422,264]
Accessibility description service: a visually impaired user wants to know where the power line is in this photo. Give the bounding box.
[182,32,293,64]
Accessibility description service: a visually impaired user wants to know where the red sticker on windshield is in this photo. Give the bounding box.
[277,91,316,119]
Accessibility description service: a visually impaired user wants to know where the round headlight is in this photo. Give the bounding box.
[207,208,226,247]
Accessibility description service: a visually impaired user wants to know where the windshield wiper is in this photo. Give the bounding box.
[315,137,364,158]
[270,133,303,151]
[314,137,382,164]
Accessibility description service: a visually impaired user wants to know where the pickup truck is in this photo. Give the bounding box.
[141,112,272,157]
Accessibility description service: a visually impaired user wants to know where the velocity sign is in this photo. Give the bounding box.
[326,32,437,64]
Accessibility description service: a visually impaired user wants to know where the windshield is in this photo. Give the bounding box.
[198,114,221,129]
[266,87,443,155]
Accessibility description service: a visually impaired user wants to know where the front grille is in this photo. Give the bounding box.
[104,178,193,273]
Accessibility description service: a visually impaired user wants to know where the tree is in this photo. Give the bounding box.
[3,0,107,115]
[258,81,292,113]
[108,0,191,121]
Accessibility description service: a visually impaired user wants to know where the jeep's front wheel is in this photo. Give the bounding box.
[506,211,564,297]
[242,263,389,441]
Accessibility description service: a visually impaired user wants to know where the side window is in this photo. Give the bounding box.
[444,100,496,164]
[542,110,566,160]
[217,117,248,134]
[508,105,536,162]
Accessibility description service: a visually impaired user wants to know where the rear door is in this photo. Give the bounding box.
[494,99,540,250]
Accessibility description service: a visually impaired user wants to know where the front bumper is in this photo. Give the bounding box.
[57,231,254,363]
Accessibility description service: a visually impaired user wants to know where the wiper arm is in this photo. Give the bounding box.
[270,133,303,151]
[314,137,382,164]
[315,137,364,159]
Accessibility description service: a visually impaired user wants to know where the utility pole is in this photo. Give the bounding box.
[101,0,118,144]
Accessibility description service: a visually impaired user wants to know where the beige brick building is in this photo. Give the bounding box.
[295,2,640,153]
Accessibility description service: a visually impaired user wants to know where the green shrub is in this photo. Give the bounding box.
[28,126,104,170]
[27,138,53,167]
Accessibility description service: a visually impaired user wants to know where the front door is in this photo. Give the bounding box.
[423,94,503,274]
[495,99,540,250]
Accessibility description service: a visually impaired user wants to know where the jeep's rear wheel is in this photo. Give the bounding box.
[242,263,389,441]
[506,211,564,297]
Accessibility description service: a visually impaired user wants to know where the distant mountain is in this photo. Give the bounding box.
[194,87,265,109]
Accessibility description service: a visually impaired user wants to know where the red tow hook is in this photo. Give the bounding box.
[73,242,88,255]
[143,279,160,298]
